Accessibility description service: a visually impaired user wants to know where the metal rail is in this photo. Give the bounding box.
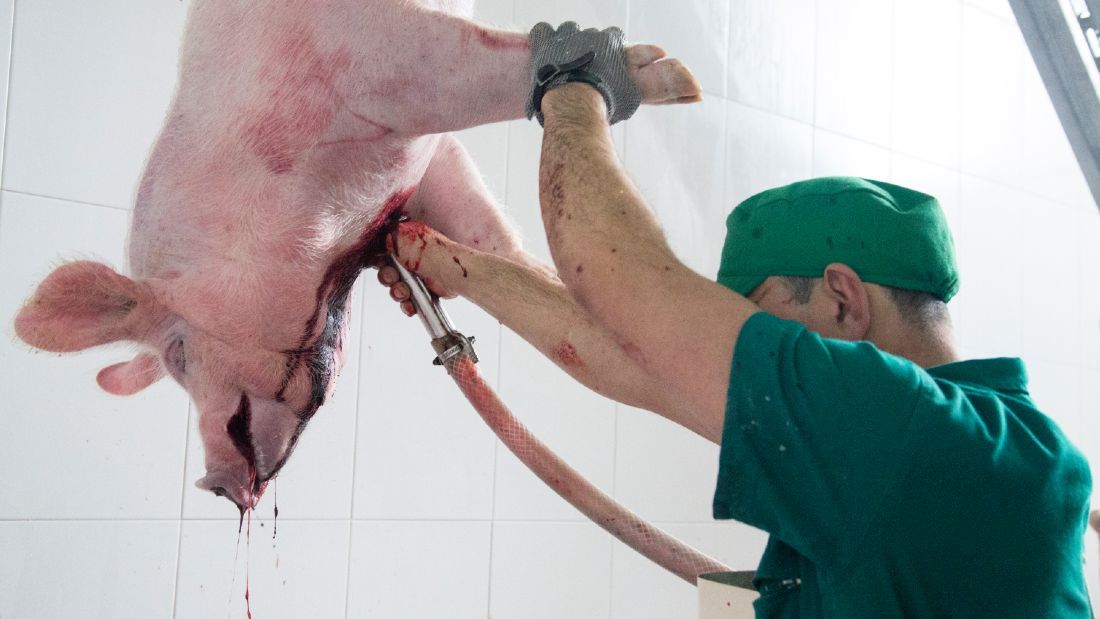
[1009,0,1100,211]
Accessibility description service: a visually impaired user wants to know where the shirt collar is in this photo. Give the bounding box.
[926,357,1029,394]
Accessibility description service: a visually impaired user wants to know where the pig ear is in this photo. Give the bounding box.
[96,352,166,396]
[14,260,159,352]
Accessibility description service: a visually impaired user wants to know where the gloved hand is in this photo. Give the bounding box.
[526,21,642,126]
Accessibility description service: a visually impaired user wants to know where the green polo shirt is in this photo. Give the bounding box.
[713,312,1093,617]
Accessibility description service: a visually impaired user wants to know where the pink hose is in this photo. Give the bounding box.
[444,353,730,583]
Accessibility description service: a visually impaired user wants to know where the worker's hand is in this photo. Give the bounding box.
[378,221,466,317]
[1091,509,1099,535]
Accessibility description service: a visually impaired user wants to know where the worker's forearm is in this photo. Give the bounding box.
[537,85,688,360]
[450,250,675,417]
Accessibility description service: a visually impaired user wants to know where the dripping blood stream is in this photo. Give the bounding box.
[246,469,254,619]
[233,469,256,619]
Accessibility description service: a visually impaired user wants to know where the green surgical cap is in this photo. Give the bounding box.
[716,177,959,302]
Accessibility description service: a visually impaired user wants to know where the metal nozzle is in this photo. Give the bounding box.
[386,256,478,365]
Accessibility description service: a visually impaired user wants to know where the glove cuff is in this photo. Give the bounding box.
[528,52,613,125]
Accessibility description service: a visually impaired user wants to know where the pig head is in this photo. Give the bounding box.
[13,0,701,511]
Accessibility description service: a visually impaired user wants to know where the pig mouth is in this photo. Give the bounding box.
[226,393,257,474]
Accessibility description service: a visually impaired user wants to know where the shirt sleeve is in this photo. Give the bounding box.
[713,312,930,567]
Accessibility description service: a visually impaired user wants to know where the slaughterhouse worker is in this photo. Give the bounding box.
[378,23,1096,616]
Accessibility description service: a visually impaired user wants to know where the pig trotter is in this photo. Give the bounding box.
[526,22,641,125]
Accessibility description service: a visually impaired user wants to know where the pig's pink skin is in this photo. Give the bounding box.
[125,0,536,510]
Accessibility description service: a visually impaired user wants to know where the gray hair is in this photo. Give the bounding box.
[776,276,949,329]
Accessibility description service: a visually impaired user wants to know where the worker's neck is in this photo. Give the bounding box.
[872,323,961,369]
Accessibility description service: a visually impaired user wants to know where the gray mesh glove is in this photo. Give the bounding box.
[526,21,642,126]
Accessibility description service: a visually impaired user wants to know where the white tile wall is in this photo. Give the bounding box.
[489,521,613,619]
[812,128,892,179]
[1082,210,1100,369]
[494,327,617,521]
[346,521,492,618]
[953,175,1026,358]
[964,0,1015,21]
[960,5,1027,188]
[727,0,817,123]
[613,406,720,522]
[1020,198,1081,365]
[814,0,894,146]
[0,192,189,520]
[175,519,351,619]
[3,0,188,208]
[0,0,13,175]
[354,290,500,521]
[624,95,728,275]
[724,100,814,206]
[2,0,1098,617]
[0,521,178,618]
[892,0,962,168]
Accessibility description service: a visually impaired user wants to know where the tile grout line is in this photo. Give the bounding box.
[0,0,17,190]
[2,187,128,212]
[343,283,369,619]
[609,0,633,613]
[724,90,1086,212]
[170,400,195,619]
[888,0,896,153]
[0,517,728,525]
[956,0,966,277]
[810,0,820,171]
[484,2,517,600]
[484,69,514,613]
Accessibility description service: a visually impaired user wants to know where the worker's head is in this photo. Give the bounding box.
[717,177,959,347]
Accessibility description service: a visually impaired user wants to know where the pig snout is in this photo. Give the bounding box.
[196,393,304,510]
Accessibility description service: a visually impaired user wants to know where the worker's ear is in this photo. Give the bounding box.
[821,263,871,340]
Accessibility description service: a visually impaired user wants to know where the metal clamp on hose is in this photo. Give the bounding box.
[386,256,478,366]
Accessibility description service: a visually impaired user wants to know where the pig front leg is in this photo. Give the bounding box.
[360,8,702,135]
[403,133,548,274]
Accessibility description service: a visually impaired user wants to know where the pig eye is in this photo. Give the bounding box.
[166,338,187,378]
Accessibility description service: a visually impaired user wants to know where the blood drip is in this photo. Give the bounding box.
[244,467,255,619]
[273,480,280,570]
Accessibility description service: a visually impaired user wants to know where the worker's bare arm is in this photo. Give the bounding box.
[379,226,675,417]
[537,84,760,442]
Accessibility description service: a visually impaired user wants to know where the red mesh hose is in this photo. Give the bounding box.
[444,353,730,583]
